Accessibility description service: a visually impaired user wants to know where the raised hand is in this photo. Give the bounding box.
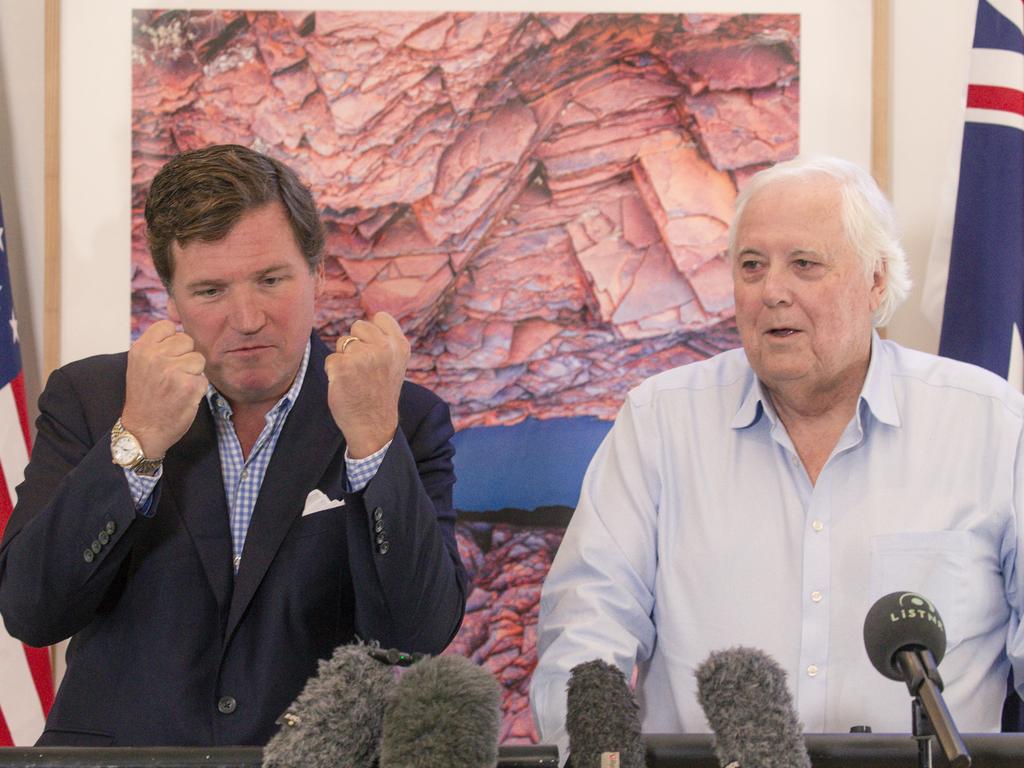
[120,320,208,458]
[325,312,410,459]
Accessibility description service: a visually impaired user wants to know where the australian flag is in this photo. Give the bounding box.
[937,0,1024,387]
[931,1,1024,732]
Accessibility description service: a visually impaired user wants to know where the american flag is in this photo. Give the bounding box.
[0,198,53,745]
[932,0,1024,388]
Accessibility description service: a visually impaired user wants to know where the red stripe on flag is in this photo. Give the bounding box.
[0,443,11,535]
[0,707,13,747]
[0,448,53,727]
[23,645,54,714]
[9,372,31,455]
[967,84,1024,117]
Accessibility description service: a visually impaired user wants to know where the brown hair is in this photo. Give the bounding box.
[144,144,325,288]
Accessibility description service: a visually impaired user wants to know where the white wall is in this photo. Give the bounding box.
[0,0,984,412]
[0,0,45,416]
[887,0,977,353]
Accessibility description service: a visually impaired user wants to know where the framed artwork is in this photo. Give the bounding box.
[57,0,873,743]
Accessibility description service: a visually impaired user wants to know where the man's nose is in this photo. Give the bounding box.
[229,290,267,333]
[761,265,793,307]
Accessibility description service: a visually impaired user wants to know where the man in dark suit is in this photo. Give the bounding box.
[0,145,467,746]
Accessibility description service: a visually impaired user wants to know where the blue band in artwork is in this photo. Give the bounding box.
[452,416,612,512]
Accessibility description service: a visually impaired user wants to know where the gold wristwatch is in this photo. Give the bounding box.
[110,418,163,477]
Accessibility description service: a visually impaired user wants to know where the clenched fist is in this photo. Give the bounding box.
[120,320,208,458]
[325,312,410,459]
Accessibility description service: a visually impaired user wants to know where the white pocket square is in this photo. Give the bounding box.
[302,489,345,516]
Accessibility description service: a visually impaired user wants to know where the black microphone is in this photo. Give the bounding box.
[863,591,971,767]
[695,647,811,768]
[565,659,645,768]
[262,642,398,768]
[379,653,502,768]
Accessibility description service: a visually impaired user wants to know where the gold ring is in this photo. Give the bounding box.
[340,336,360,353]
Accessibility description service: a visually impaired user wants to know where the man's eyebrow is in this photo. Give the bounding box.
[253,264,294,278]
[788,248,828,259]
[182,277,226,290]
[182,264,296,290]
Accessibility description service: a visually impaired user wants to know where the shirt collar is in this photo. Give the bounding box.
[859,330,901,427]
[730,331,901,430]
[731,368,767,429]
[206,338,312,421]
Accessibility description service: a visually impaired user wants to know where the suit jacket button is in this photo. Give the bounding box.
[90,540,102,554]
[218,696,237,714]
[98,530,110,545]
[378,541,390,555]
[373,507,383,522]
[105,521,117,535]
[375,533,386,545]
[374,520,384,533]
[83,549,95,563]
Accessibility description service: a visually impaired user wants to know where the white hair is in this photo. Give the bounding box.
[727,156,911,327]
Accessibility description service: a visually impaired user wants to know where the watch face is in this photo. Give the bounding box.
[112,434,142,466]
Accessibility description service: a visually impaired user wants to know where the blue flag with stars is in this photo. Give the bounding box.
[937,0,1024,387]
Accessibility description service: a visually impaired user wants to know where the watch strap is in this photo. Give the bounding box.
[111,418,163,477]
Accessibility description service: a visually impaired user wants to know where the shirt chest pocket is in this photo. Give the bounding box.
[869,531,973,650]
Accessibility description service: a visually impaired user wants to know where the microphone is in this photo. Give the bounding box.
[565,659,645,768]
[695,647,811,768]
[863,590,947,681]
[379,653,502,768]
[262,641,399,768]
[863,591,970,768]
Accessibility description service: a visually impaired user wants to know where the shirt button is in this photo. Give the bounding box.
[807,665,819,677]
[811,590,823,603]
[217,696,237,714]
[812,520,824,532]
[233,554,242,570]
[240,469,249,480]
[791,456,800,468]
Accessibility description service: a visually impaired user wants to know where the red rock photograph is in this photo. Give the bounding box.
[132,9,799,742]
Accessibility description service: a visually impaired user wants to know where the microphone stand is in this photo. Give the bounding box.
[896,650,971,768]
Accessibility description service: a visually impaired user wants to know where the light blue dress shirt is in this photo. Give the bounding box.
[531,334,1024,752]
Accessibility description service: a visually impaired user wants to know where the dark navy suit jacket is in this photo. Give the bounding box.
[0,335,467,746]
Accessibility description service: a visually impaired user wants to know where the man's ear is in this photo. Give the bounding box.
[869,259,887,313]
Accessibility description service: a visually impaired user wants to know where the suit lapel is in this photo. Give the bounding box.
[224,337,344,642]
[162,402,234,618]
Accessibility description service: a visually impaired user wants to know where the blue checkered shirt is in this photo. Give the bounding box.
[123,340,389,570]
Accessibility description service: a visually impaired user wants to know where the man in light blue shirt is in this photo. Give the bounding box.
[531,156,1024,753]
